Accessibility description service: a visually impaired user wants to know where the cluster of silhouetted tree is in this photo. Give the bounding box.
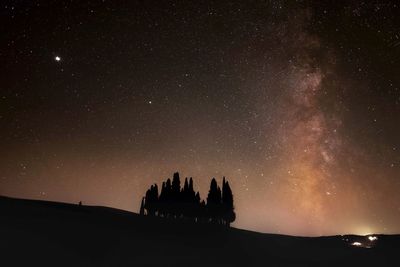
[139,172,235,226]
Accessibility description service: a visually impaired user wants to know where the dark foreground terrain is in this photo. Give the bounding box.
[0,196,398,266]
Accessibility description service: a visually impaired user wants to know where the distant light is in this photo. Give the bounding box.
[55,56,61,62]
[368,236,378,241]
[355,226,374,236]
[148,100,152,104]
[351,242,362,246]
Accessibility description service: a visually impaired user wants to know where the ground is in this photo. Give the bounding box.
[0,196,398,266]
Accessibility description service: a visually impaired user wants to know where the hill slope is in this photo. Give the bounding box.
[0,196,398,266]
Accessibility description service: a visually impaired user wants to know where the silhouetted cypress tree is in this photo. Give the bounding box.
[181,177,189,217]
[158,182,166,217]
[183,178,189,194]
[153,184,159,216]
[186,177,196,220]
[206,178,222,223]
[165,178,172,217]
[160,182,166,200]
[144,188,152,215]
[144,184,159,216]
[189,177,194,192]
[216,185,222,224]
[172,172,181,194]
[171,172,181,218]
[139,197,145,215]
[222,177,235,226]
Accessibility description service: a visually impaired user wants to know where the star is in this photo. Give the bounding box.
[54,56,61,62]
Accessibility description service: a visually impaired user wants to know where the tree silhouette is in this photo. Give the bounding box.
[140,172,235,226]
[222,177,236,226]
[206,178,222,224]
[144,184,158,216]
[139,197,145,215]
[158,182,166,217]
[181,177,189,218]
[164,178,172,217]
[172,172,181,195]
[171,172,181,218]
[187,177,197,219]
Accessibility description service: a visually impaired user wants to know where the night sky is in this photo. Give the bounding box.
[1,0,399,236]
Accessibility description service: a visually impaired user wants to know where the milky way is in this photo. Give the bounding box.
[1,1,399,236]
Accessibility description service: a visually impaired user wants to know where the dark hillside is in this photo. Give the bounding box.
[0,196,398,266]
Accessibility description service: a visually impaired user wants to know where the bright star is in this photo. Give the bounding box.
[55,56,61,62]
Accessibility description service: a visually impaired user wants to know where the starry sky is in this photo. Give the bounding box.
[1,0,400,236]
